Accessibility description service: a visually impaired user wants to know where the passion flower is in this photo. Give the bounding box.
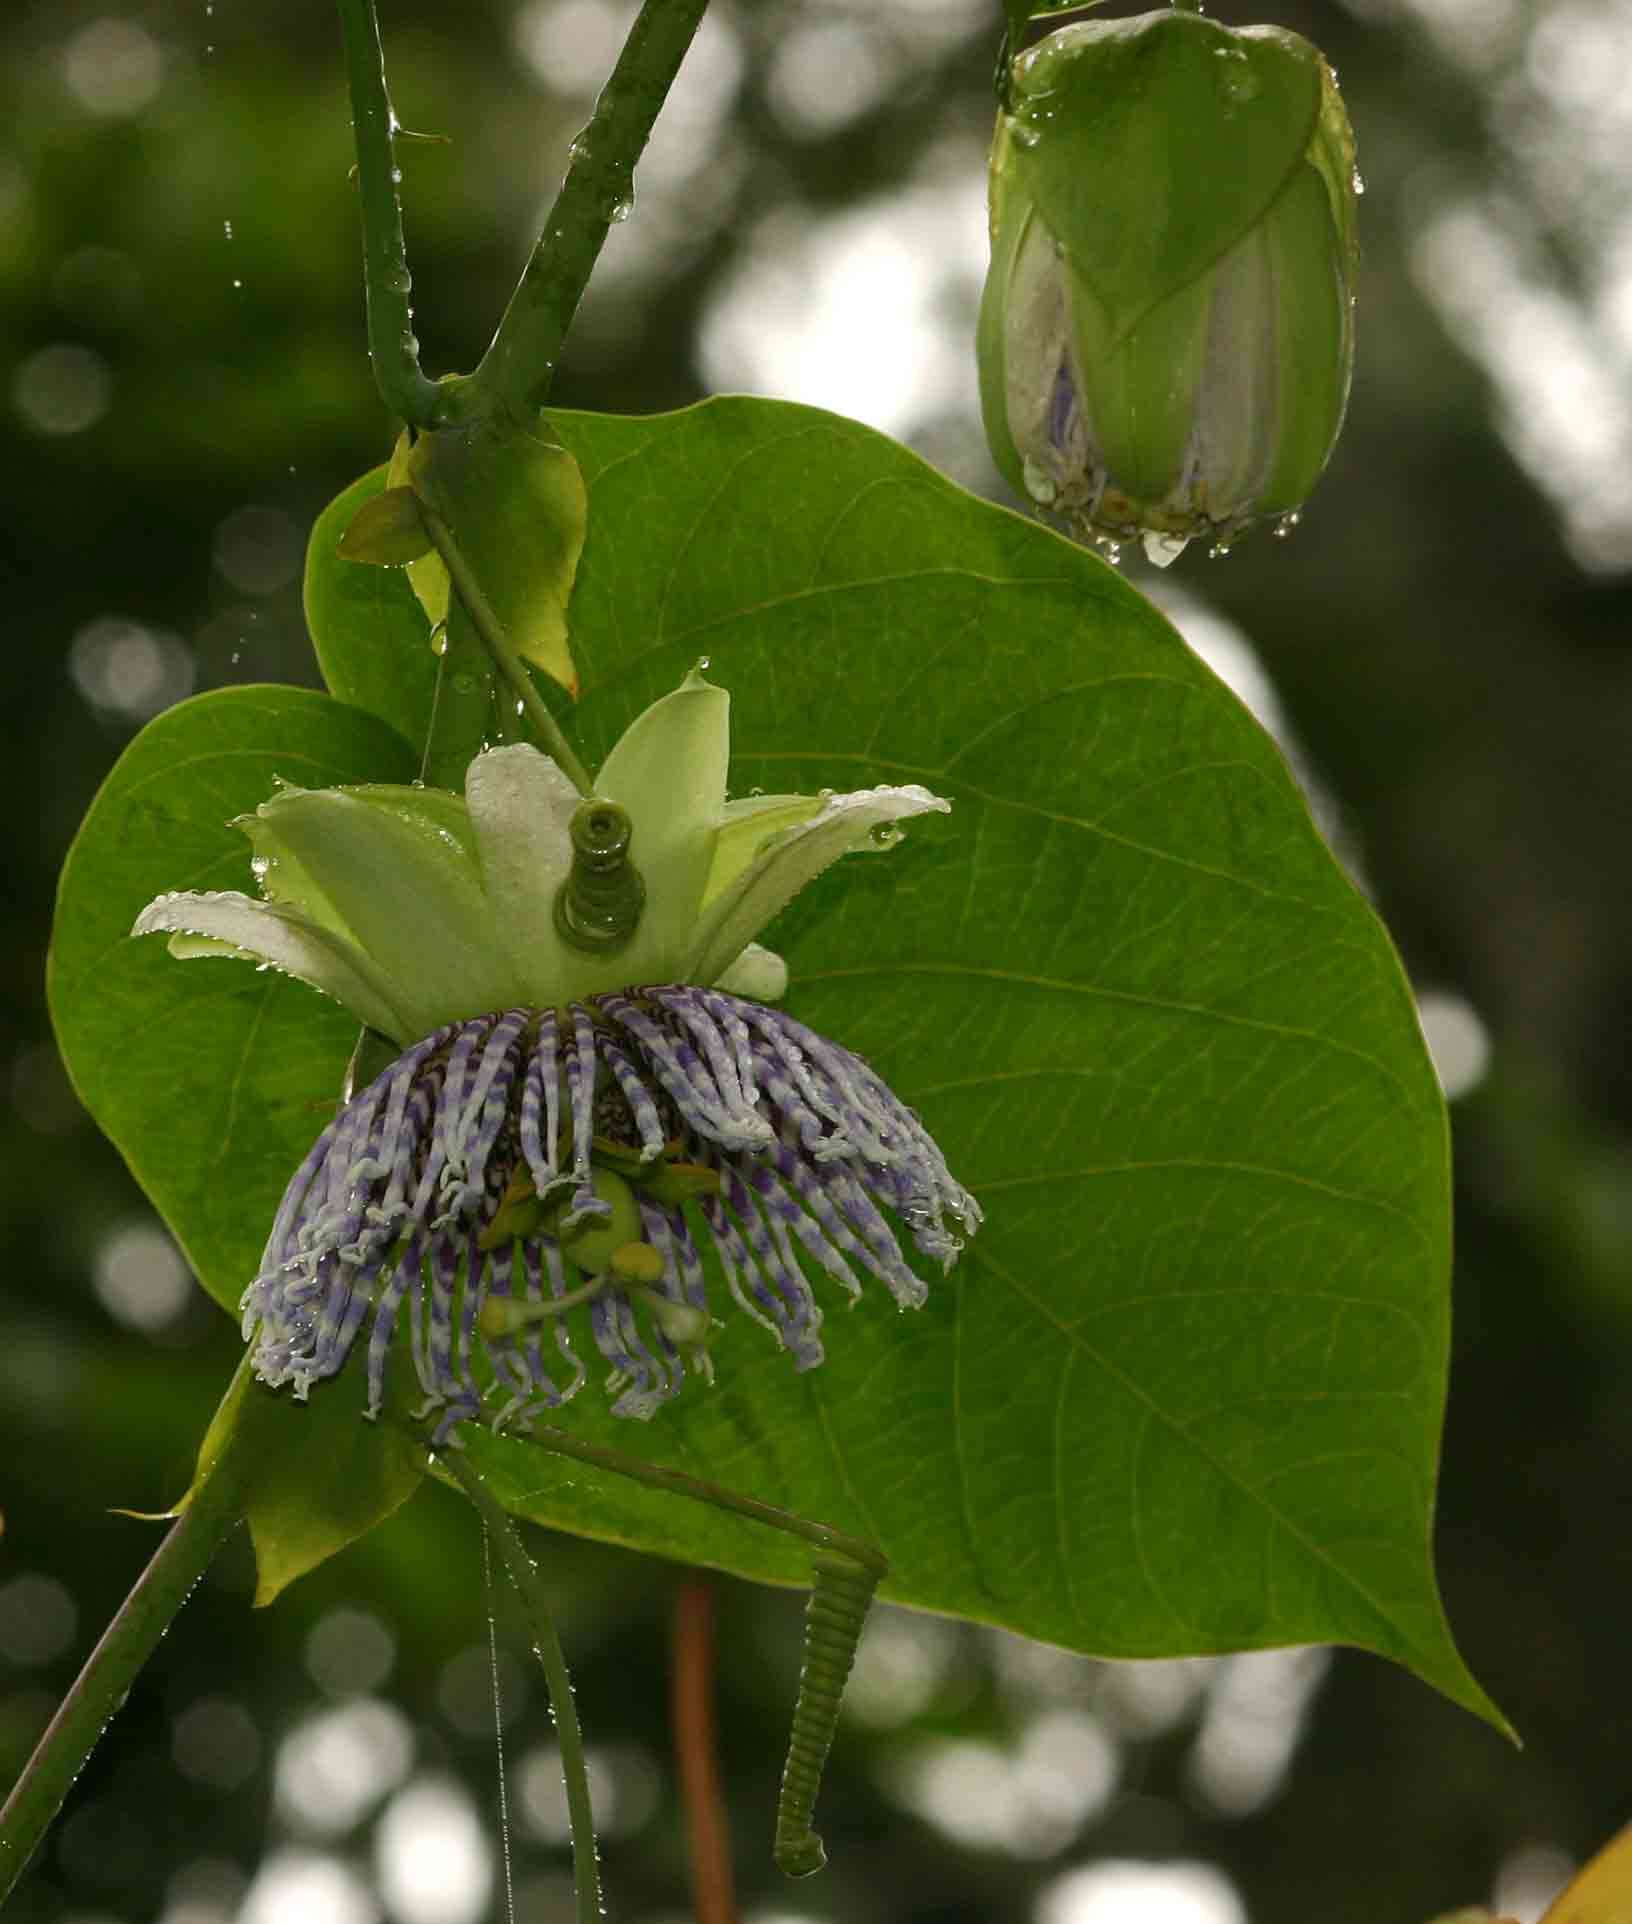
[134,669,980,1437]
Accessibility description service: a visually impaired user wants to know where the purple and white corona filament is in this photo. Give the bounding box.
[247,991,978,1441]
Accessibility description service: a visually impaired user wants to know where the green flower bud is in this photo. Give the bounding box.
[978,9,1359,563]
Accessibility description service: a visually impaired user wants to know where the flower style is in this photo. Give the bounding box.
[134,668,980,1438]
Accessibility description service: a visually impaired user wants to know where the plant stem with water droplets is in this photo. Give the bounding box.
[466,0,713,423]
[336,0,475,429]
[438,1445,602,1924]
[0,1458,245,1908]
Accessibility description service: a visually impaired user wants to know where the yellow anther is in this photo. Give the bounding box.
[610,1240,664,1287]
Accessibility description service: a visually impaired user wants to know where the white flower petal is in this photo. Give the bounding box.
[593,668,729,981]
[703,795,825,908]
[465,744,582,1001]
[246,784,520,1032]
[132,890,411,1039]
[685,784,951,988]
[712,941,789,1002]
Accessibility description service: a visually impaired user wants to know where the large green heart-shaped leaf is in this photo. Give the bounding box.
[51,397,1498,1728]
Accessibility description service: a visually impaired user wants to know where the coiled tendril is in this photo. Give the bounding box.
[773,1550,883,1878]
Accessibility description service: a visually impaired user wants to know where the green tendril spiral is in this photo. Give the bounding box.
[773,1552,880,1879]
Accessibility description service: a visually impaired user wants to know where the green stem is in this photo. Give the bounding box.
[437,1446,601,1924]
[468,0,713,422]
[336,0,474,429]
[520,1425,887,1577]
[0,1464,245,1907]
[418,500,594,794]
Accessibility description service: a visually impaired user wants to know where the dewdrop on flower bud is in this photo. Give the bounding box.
[978,8,1359,562]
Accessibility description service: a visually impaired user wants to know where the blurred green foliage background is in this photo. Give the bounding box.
[4,0,1631,1921]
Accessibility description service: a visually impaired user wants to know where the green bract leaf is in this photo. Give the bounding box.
[336,484,434,565]
[304,466,496,791]
[391,416,588,698]
[190,1354,425,1607]
[54,398,1500,1736]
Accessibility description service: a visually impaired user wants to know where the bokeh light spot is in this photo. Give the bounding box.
[69,616,196,726]
[212,504,303,598]
[373,1778,492,1924]
[13,344,112,437]
[171,1695,262,1790]
[62,18,163,116]
[1036,1859,1247,1924]
[1416,989,1493,1102]
[93,1219,192,1333]
[306,1608,398,1700]
[238,1849,379,1924]
[0,1572,77,1666]
[273,1700,414,1836]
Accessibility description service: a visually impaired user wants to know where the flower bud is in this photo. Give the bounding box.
[978,8,1359,562]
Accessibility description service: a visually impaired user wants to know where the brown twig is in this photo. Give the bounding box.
[671,1575,739,1924]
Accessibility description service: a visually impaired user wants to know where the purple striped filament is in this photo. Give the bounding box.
[243,987,981,1445]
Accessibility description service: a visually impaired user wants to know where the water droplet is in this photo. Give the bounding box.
[429,620,449,657]
[869,823,903,848]
[390,166,403,185]
[1351,166,1366,196]
[1273,510,1302,539]
[400,330,419,358]
[231,277,243,289]
[1091,533,1123,567]
[451,671,477,695]
[609,196,633,223]
[749,785,765,797]
[384,263,412,294]
[1021,456,1058,506]
[1141,530,1190,568]
[568,133,589,162]
[222,219,233,240]
[693,654,710,672]
[1213,47,1259,104]
[1208,540,1234,560]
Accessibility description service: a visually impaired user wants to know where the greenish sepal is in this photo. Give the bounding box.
[390,417,587,698]
[1006,12,1321,350]
[335,486,434,565]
